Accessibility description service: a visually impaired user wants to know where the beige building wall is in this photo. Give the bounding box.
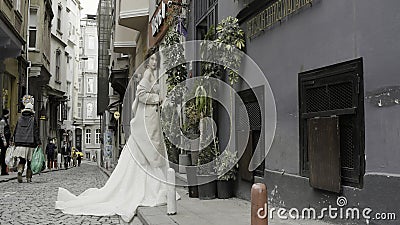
[0,0,29,129]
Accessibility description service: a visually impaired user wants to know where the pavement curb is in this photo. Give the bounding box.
[136,209,151,225]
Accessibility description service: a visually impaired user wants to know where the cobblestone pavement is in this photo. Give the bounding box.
[0,162,142,225]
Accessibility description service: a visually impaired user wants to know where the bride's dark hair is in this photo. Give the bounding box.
[144,46,160,69]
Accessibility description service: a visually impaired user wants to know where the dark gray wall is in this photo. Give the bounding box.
[265,170,400,225]
[184,1,400,222]
[234,0,400,175]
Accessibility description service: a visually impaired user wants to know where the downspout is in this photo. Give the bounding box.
[26,0,31,95]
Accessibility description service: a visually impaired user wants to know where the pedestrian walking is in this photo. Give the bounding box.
[57,149,62,169]
[13,103,41,183]
[77,150,82,166]
[45,138,57,170]
[61,141,71,169]
[0,109,11,175]
[53,143,59,169]
[71,147,77,167]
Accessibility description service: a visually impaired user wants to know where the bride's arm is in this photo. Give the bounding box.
[137,69,160,105]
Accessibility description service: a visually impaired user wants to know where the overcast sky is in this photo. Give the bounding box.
[80,0,98,18]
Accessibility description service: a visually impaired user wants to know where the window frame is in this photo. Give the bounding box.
[85,129,91,144]
[55,50,61,82]
[86,102,93,118]
[95,129,101,144]
[28,8,38,49]
[57,5,62,31]
[78,78,82,93]
[77,102,82,118]
[87,78,94,93]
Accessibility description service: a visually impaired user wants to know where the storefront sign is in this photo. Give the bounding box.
[247,0,313,39]
[151,1,167,37]
[148,0,171,48]
[61,102,67,121]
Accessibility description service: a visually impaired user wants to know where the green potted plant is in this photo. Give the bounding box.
[194,83,220,200]
[214,150,239,199]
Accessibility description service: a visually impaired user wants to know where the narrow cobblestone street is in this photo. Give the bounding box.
[0,162,142,225]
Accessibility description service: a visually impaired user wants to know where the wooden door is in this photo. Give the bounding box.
[308,117,341,193]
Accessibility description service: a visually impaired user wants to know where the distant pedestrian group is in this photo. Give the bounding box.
[0,103,85,184]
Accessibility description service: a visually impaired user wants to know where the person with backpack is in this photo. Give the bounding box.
[13,103,41,183]
[0,109,11,175]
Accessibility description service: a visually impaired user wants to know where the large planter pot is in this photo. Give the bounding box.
[186,166,198,198]
[197,174,217,200]
[178,154,191,174]
[217,179,234,199]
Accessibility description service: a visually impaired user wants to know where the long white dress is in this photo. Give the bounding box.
[55,71,178,222]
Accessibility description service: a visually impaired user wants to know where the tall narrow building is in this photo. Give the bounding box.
[74,15,100,160]
[62,0,81,150]
[27,0,53,143]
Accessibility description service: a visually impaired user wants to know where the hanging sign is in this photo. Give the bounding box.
[151,1,167,37]
[148,0,171,48]
[247,0,313,39]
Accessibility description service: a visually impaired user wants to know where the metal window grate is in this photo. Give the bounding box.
[246,102,262,129]
[305,86,329,113]
[340,116,355,169]
[305,82,354,113]
[329,82,354,110]
[237,101,262,130]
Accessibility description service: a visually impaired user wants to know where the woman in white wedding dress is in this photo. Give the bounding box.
[55,52,178,223]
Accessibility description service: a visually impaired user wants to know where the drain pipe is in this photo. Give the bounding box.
[26,0,31,95]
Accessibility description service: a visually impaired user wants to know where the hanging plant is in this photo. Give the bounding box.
[161,28,188,162]
[162,29,187,94]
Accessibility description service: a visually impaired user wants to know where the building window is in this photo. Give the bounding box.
[67,82,71,98]
[88,36,95,49]
[195,0,217,22]
[77,102,82,118]
[195,2,217,77]
[56,50,61,82]
[57,6,62,31]
[87,78,94,93]
[95,129,101,144]
[29,8,38,48]
[87,58,95,70]
[78,78,82,93]
[85,129,91,144]
[14,0,21,12]
[299,58,365,189]
[87,102,93,118]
